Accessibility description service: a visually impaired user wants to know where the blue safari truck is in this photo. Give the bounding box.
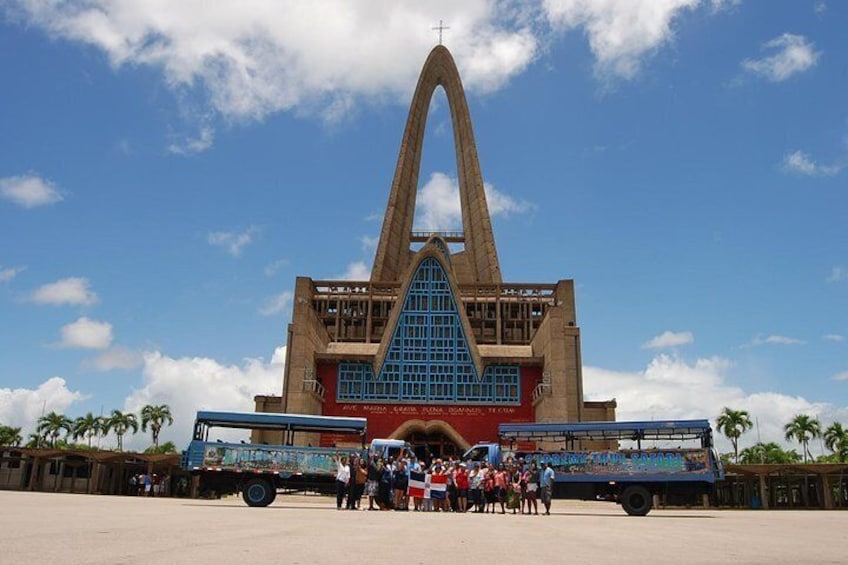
[463,419,724,516]
[181,411,400,507]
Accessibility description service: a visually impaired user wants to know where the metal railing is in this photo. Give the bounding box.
[302,379,325,400]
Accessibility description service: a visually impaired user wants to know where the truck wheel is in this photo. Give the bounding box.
[621,485,652,516]
[242,479,274,507]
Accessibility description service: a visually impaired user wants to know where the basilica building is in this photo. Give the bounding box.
[254,45,615,457]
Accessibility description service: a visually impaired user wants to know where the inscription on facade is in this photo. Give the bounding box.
[339,404,517,417]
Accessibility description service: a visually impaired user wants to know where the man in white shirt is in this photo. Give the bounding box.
[540,462,556,515]
[335,455,350,510]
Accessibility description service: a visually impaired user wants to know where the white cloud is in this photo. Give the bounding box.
[167,125,215,155]
[87,346,144,371]
[584,354,844,454]
[0,265,26,282]
[0,174,64,208]
[782,150,841,177]
[122,346,285,449]
[833,371,848,382]
[360,235,379,254]
[414,172,533,231]
[742,33,820,82]
[0,377,86,433]
[30,277,98,306]
[336,261,372,281]
[641,330,694,349]
[8,1,536,128]
[207,226,259,257]
[258,291,293,316]
[826,266,848,283]
[542,0,702,81]
[264,259,288,277]
[744,334,806,347]
[814,2,827,15]
[58,317,114,350]
[823,334,845,342]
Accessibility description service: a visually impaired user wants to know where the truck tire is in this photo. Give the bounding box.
[620,485,652,516]
[242,478,274,507]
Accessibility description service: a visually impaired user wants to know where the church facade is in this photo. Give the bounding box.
[254,45,615,457]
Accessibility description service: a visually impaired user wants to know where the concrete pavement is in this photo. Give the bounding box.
[1,491,844,564]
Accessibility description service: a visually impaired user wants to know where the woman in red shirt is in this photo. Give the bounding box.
[455,464,469,512]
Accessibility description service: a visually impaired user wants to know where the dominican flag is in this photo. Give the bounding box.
[408,472,447,499]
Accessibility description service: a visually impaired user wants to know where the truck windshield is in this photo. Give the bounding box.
[463,445,491,463]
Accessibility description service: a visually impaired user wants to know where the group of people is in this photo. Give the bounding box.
[129,472,169,497]
[334,451,557,515]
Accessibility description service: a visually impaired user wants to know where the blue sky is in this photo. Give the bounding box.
[1,1,846,452]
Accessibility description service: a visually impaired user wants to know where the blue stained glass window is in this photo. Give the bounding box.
[336,257,519,404]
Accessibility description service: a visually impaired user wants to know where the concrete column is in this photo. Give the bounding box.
[27,458,40,491]
[88,462,100,494]
[822,475,834,510]
[759,474,769,509]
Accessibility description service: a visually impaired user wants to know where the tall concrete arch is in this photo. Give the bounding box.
[371,45,502,284]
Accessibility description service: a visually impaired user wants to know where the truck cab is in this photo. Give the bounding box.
[369,439,413,460]
[463,443,501,466]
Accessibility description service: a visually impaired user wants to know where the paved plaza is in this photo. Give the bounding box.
[1,491,845,564]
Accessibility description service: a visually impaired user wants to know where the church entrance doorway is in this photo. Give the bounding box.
[404,432,461,462]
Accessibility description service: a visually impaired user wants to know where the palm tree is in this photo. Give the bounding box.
[72,413,103,449]
[25,432,47,449]
[0,425,23,446]
[140,404,173,449]
[717,407,753,463]
[144,440,177,455]
[823,422,848,463]
[103,410,139,452]
[739,442,801,464]
[37,411,73,447]
[784,414,821,463]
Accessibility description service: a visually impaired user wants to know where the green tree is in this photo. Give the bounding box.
[0,425,23,447]
[739,442,801,464]
[784,414,821,463]
[37,411,73,447]
[717,407,753,463]
[140,404,173,449]
[72,413,103,449]
[25,432,47,448]
[823,422,848,463]
[144,440,177,454]
[104,410,139,452]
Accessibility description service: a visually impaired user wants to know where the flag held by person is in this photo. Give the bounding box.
[408,471,448,499]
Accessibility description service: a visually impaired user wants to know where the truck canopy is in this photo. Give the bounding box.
[498,419,713,447]
[193,411,367,442]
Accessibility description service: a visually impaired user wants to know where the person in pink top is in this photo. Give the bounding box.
[494,464,508,514]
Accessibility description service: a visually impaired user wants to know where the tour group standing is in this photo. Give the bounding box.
[334,451,556,514]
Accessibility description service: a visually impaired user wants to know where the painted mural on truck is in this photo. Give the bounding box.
[524,449,710,476]
[201,444,355,476]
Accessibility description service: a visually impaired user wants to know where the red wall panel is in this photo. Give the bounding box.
[318,362,541,447]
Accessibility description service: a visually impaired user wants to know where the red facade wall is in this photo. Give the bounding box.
[317,362,541,446]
